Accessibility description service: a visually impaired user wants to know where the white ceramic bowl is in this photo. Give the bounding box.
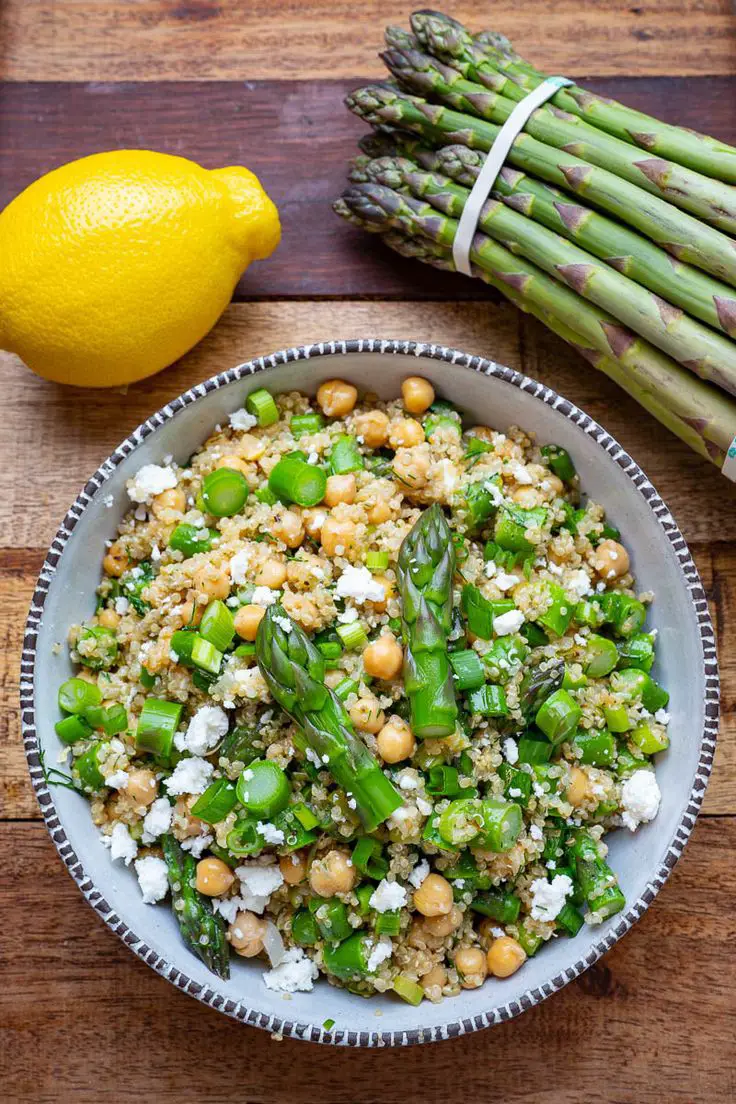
[21,340,718,1046]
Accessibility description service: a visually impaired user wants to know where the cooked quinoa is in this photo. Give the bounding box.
[54,375,668,1002]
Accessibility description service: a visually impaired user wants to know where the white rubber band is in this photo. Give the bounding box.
[452,75,574,277]
[722,437,736,480]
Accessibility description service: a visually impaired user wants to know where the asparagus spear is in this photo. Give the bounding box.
[380,42,736,236]
[411,10,736,186]
[344,85,736,287]
[567,829,626,920]
[396,504,458,739]
[341,177,736,394]
[333,195,736,465]
[352,147,736,337]
[255,607,402,831]
[161,833,230,979]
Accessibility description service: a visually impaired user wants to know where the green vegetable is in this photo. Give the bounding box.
[437,796,522,851]
[460,584,512,639]
[483,635,528,683]
[74,740,108,791]
[191,779,238,824]
[612,668,669,712]
[494,504,547,553]
[311,898,352,942]
[136,698,182,762]
[470,889,521,924]
[336,619,368,651]
[616,633,655,672]
[365,550,389,572]
[393,975,425,1005]
[58,677,102,716]
[535,688,582,744]
[462,480,497,530]
[120,560,155,616]
[55,714,93,745]
[292,909,320,945]
[170,630,223,675]
[330,435,364,474]
[583,634,619,677]
[219,725,259,765]
[568,829,626,920]
[323,933,372,980]
[291,412,324,438]
[226,817,265,856]
[201,467,249,517]
[517,730,553,765]
[630,721,670,755]
[268,455,327,507]
[426,763,468,798]
[352,836,389,880]
[466,683,508,717]
[556,901,585,936]
[572,728,616,766]
[245,388,279,426]
[541,444,576,482]
[168,523,217,558]
[198,600,235,652]
[162,834,229,979]
[518,659,564,718]
[538,583,574,637]
[448,648,485,691]
[498,761,532,806]
[397,504,458,739]
[76,625,118,670]
[235,759,290,818]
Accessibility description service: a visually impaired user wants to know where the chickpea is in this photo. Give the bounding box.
[511,485,542,508]
[98,607,120,630]
[151,486,187,517]
[413,873,453,918]
[193,563,230,600]
[216,455,250,477]
[320,516,358,559]
[389,418,424,449]
[401,376,435,415]
[353,410,389,448]
[593,539,630,581]
[487,936,527,978]
[126,768,158,807]
[349,697,386,734]
[240,433,266,462]
[255,558,287,589]
[317,379,358,418]
[279,850,308,886]
[424,905,463,938]
[376,716,416,764]
[363,633,403,680]
[195,857,235,897]
[174,796,205,838]
[455,946,488,988]
[567,765,594,807]
[421,964,447,994]
[272,509,305,549]
[309,850,357,897]
[229,910,266,957]
[103,541,130,578]
[392,446,430,489]
[542,473,564,498]
[324,473,357,507]
[178,599,204,628]
[234,604,266,641]
[368,499,393,525]
[367,574,394,613]
[303,508,328,541]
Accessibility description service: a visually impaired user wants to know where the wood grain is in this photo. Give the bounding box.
[2,77,735,301]
[2,818,734,1101]
[1,300,734,819]
[2,0,735,81]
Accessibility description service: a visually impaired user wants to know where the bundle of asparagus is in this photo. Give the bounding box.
[334,9,736,470]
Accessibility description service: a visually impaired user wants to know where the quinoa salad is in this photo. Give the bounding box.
[53,375,668,1004]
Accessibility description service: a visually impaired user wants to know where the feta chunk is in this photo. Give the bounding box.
[229,549,251,585]
[236,863,284,914]
[134,855,169,904]
[229,408,258,431]
[105,822,138,866]
[529,873,574,921]
[369,879,408,913]
[126,464,177,504]
[263,947,319,993]
[175,704,229,756]
[493,609,525,636]
[165,756,214,796]
[366,936,393,972]
[502,737,519,765]
[256,821,286,845]
[251,586,278,607]
[408,859,430,889]
[620,769,661,831]
[103,769,129,790]
[141,796,173,843]
[335,566,386,604]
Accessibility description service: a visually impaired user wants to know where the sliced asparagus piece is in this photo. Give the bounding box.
[162,834,230,980]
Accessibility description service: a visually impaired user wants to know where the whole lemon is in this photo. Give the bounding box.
[0,150,280,387]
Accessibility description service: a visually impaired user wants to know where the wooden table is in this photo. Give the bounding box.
[2,3,735,1099]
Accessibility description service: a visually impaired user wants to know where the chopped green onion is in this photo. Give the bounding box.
[323,933,371,980]
[448,649,485,691]
[291,412,325,438]
[574,598,605,629]
[498,762,532,806]
[562,664,588,691]
[336,620,368,651]
[541,444,576,482]
[292,909,320,945]
[330,434,364,474]
[139,667,156,690]
[572,728,616,766]
[616,633,655,672]
[235,759,290,818]
[630,722,669,755]
[393,975,424,1005]
[535,689,582,745]
[425,413,460,439]
[55,714,93,745]
[375,910,401,936]
[461,584,513,640]
[293,802,320,830]
[516,922,544,957]
[76,625,118,670]
[170,630,223,674]
[201,468,248,518]
[136,698,182,762]
[191,779,238,824]
[426,764,467,798]
[583,634,619,677]
[233,642,256,658]
[317,640,342,660]
[365,550,389,573]
[538,583,574,638]
[58,677,102,715]
[611,668,669,712]
[331,676,358,702]
[518,731,553,764]
[268,455,326,507]
[352,836,389,880]
[483,636,528,684]
[100,703,128,736]
[254,485,278,505]
[470,889,521,924]
[74,740,108,791]
[556,901,585,935]
[463,481,498,531]
[466,683,508,717]
[168,523,217,558]
[199,599,235,652]
[226,817,265,856]
[604,704,631,732]
[310,897,353,942]
[246,388,279,426]
[494,504,547,553]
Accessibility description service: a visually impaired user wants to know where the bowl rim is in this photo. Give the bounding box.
[20,338,719,1047]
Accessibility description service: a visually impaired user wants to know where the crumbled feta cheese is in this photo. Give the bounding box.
[103,770,129,790]
[141,797,173,843]
[263,947,319,993]
[175,704,229,756]
[502,737,519,765]
[654,709,670,725]
[114,596,130,616]
[127,464,177,504]
[367,936,393,972]
[236,863,284,914]
[134,855,169,904]
[229,549,251,585]
[484,560,497,578]
[103,493,114,508]
[106,823,138,866]
[397,770,419,791]
[493,609,525,636]
[166,756,214,796]
[565,569,594,599]
[307,451,319,465]
[305,747,322,768]
[335,566,386,604]
[529,823,543,841]
[408,859,430,889]
[494,571,520,593]
[336,606,359,624]
[257,821,286,845]
[369,879,408,913]
[181,833,213,857]
[483,479,505,507]
[509,461,533,484]
[529,874,573,921]
[229,408,257,431]
[415,796,432,816]
[620,769,661,831]
[273,614,291,633]
[213,896,243,924]
[251,586,278,607]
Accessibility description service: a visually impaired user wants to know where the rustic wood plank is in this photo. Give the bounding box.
[2,1,735,81]
[1,818,733,1102]
[1,77,735,301]
[1,302,734,819]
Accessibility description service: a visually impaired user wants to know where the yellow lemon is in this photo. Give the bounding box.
[0,150,280,387]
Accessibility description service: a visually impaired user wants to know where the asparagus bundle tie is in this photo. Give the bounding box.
[335,9,736,474]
